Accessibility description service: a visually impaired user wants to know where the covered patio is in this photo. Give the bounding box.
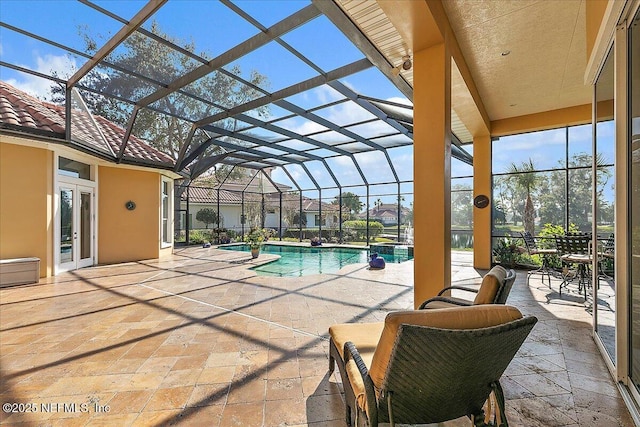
[0,251,631,426]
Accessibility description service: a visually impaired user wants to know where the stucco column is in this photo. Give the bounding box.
[413,42,452,308]
[473,134,492,269]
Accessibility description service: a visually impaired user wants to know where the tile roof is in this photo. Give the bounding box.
[182,185,338,212]
[0,82,174,166]
[181,186,242,204]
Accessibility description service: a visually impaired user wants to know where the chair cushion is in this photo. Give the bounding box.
[329,322,384,360]
[473,265,507,304]
[368,305,523,393]
[346,357,368,411]
[330,323,383,414]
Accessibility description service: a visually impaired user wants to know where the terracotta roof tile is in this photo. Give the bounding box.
[181,186,242,204]
[0,81,174,166]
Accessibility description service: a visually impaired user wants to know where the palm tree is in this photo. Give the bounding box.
[506,159,540,235]
[375,198,382,213]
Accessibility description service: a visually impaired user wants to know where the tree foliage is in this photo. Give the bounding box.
[50,21,269,179]
[332,192,363,221]
[195,208,220,229]
[493,152,614,233]
[505,159,540,235]
[451,185,473,228]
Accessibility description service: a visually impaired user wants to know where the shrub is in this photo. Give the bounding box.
[189,229,211,244]
[342,220,383,240]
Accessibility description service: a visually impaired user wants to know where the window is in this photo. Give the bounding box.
[58,157,91,180]
[161,177,172,246]
[491,124,614,239]
[314,214,326,226]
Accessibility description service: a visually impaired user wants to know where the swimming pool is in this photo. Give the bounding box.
[218,244,412,277]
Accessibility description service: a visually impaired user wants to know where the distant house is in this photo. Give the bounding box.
[179,180,339,234]
[0,82,179,278]
[358,203,411,226]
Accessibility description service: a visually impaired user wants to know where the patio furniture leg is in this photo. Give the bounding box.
[542,254,552,287]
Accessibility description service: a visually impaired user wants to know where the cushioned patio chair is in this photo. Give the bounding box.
[418,265,516,309]
[330,305,537,427]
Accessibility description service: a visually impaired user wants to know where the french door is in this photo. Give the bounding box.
[57,183,95,273]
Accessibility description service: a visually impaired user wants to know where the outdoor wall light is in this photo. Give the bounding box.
[392,55,412,76]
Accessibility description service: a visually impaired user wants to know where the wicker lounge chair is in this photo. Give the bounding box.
[419,265,516,309]
[328,266,517,425]
[330,305,537,427]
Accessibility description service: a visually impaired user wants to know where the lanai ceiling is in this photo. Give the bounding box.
[334,0,591,133]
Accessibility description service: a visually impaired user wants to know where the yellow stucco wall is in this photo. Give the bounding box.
[98,166,161,264]
[0,142,53,277]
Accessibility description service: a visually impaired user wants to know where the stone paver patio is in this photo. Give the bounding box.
[0,246,633,426]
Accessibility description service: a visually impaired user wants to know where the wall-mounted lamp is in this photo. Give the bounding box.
[392,55,412,76]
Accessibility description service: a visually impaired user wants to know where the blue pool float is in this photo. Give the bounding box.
[369,253,386,269]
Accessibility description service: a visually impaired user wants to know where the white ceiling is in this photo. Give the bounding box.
[336,0,592,133]
[442,0,591,121]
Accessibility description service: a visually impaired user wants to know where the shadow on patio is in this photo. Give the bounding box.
[0,248,632,426]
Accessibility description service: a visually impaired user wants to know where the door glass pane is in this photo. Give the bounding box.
[80,192,91,260]
[60,189,73,263]
[630,8,640,388]
[162,181,170,243]
[595,46,615,363]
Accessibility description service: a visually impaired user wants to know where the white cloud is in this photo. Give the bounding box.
[5,53,76,99]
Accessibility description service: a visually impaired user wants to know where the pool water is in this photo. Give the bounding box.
[218,244,412,277]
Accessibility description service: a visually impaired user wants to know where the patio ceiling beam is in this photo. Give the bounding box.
[135,4,321,109]
[175,126,198,172]
[312,0,413,101]
[215,165,236,188]
[328,81,413,138]
[280,166,302,192]
[67,0,167,88]
[188,153,232,180]
[195,58,372,127]
[178,139,229,172]
[382,150,400,184]
[258,168,284,194]
[222,152,284,168]
[117,107,139,162]
[204,118,361,187]
[202,124,324,162]
[201,137,307,168]
[274,99,386,151]
[0,22,187,101]
[233,113,354,157]
[227,158,282,171]
[320,159,341,189]
[301,163,320,190]
[0,61,66,85]
[242,169,261,192]
[80,0,210,67]
[222,0,325,76]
